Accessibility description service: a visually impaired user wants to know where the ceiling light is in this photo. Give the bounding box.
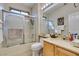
[41,3,53,10]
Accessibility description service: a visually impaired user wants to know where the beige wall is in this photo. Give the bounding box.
[46,3,79,35]
[31,3,43,42]
[3,3,31,12]
[31,3,38,41]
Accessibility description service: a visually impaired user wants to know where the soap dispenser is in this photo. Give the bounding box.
[68,32,73,41]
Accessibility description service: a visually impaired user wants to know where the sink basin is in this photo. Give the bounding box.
[72,39,79,47]
[50,34,58,38]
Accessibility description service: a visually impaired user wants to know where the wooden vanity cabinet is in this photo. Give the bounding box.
[43,41,78,56]
[43,41,55,56]
[55,46,77,56]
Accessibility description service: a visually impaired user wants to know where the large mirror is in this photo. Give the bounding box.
[42,17,57,35]
[47,20,55,34]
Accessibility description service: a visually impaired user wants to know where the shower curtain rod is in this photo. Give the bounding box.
[2,10,36,18]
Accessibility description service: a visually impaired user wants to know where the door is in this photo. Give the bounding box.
[43,41,55,56]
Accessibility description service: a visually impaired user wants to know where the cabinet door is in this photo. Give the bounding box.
[55,46,77,56]
[43,41,55,56]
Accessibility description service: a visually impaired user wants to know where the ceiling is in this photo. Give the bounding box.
[0,3,35,8]
[22,3,46,8]
[43,3,65,15]
[21,3,35,8]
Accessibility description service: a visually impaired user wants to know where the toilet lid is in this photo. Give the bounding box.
[31,42,42,50]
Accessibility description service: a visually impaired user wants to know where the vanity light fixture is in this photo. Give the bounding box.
[41,3,53,10]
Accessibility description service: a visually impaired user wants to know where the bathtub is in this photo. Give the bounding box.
[0,43,33,56]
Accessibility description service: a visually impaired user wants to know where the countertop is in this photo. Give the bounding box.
[43,37,79,55]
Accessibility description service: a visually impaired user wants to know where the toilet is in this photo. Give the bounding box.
[31,38,43,56]
[31,34,50,56]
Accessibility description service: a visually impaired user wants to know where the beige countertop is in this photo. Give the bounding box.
[43,37,79,55]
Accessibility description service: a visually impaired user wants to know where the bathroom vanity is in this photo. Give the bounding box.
[43,38,79,56]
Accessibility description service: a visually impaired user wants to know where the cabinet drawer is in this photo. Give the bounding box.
[55,46,77,56]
